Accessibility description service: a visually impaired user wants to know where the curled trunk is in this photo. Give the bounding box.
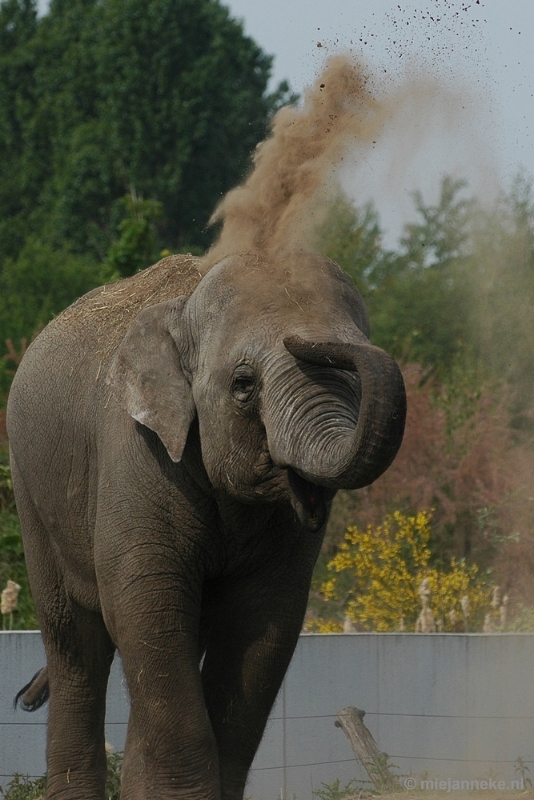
[268,334,406,492]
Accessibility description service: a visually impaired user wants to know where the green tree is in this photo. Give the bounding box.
[0,0,295,263]
[0,238,99,393]
[100,189,163,279]
[467,174,534,425]
[0,238,97,341]
[0,455,38,629]
[0,0,296,391]
[370,177,474,371]
[0,0,39,261]
[318,179,475,372]
[315,193,387,297]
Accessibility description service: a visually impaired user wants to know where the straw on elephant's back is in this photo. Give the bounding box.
[53,254,202,355]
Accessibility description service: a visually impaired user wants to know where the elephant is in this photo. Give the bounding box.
[7,250,406,800]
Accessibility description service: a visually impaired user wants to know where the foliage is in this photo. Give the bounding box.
[105,751,123,800]
[0,239,97,335]
[506,607,534,632]
[0,751,123,799]
[0,0,297,375]
[0,454,38,629]
[312,510,489,632]
[315,194,387,299]
[315,188,534,606]
[317,178,475,373]
[370,178,474,372]
[318,173,534,400]
[365,753,401,793]
[312,778,361,800]
[466,175,534,426]
[320,357,534,592]
[0,455,14,511]
[0,0,295,263]
[0,238,99,393]
[100,189,163,280]
[318,172,533,427]
[0,773,46,800]
[0,508,38,629]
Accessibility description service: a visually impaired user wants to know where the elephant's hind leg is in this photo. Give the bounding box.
[12,466,115,800]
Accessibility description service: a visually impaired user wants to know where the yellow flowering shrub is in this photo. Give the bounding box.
[313,510,489,632]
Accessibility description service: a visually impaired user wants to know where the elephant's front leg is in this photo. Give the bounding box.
[200,522,324,800]
[98,539,220,800]
[119,613,215,800]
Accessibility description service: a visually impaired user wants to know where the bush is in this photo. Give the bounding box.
[0,773,46,800]
[0,457,14,511]
[0,751,123,800]
[311,510,489,632]
[0,453,38,630]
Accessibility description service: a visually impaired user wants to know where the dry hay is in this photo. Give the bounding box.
[54,254,201,355]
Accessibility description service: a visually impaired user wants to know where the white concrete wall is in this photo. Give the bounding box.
[0,631,129,782]
[2,632,534,798]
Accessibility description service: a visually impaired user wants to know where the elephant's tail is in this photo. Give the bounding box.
[14,666,50,711]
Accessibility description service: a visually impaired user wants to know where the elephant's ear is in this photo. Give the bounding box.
[107,296,195,462]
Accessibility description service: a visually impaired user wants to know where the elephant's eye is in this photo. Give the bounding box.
[231,365,257,403]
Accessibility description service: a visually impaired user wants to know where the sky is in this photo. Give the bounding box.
[36,0,534,246]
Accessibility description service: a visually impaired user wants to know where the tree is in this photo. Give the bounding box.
[0,238,99,393]
[316,179,474,372]
[369,177,474,371]
[0,0,39,261]
[0,0,295,265]
[315,193,386,298]
[100,189,164,279]
[0,455,38,629]
[466,174,534,426]
[0,239,97,339]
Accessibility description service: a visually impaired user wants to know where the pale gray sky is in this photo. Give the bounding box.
[36,0,534,244]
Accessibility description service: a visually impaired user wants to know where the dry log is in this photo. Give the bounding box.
[335,706,399,791]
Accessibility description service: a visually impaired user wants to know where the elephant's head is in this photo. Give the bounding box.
[108,253,406,531]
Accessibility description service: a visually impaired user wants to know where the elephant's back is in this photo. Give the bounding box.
[7,254,202,453]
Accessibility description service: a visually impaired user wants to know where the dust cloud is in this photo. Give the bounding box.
[200,53,491,271]
[201,56,382,271]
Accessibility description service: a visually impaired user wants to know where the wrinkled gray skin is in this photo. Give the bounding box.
[7,252,405,800]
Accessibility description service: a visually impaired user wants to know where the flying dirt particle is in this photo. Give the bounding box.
[317,42,323,48]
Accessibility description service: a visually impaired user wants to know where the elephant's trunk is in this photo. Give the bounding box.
[271,334,406,492]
